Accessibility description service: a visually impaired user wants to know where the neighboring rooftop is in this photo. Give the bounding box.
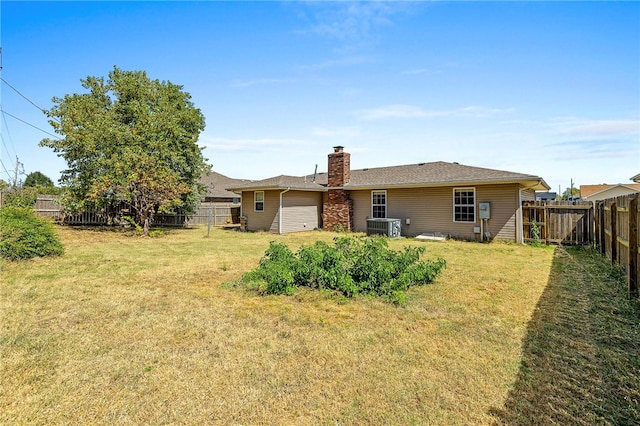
[580,183,640,199]
[200,171,250,200]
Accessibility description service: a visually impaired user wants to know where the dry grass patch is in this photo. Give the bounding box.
[1,226,594,424]
[492,246,640,425]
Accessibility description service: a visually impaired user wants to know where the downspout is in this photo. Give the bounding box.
[279,187,291,234]
[517,187,524,244]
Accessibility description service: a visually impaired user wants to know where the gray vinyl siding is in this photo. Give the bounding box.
[281,191,323,234]
[521,188,536,201]
[476,184,520,241]
[350,183,521,241]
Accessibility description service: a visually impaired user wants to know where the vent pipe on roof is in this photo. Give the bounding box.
[313,164,317,183]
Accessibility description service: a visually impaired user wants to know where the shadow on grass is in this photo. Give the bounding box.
[491,246,640,425]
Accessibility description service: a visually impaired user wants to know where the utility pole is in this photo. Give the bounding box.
[570,178,574,201]
[13,156,23,188]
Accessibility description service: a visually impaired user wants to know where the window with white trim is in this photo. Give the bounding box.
[254,191,264,212]
[371,190,387,218]
[453,188,475,222]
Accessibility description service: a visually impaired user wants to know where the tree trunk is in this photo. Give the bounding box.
[143,216,150,236]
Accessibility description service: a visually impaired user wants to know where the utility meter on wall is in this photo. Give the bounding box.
[479,202,491,219]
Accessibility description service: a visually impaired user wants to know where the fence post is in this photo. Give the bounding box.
[611,202,617,265]
[598,202,605,255]
[629,194,638,299]
[544,204,550,245]
[207,206,213,236]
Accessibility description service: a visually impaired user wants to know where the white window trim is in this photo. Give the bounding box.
[371,190,387,219]
[453,187,476,223]
[254,191,265,212]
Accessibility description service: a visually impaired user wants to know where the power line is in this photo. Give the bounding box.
[0,77,61,124]
[0,77,50,114]
[0,108,60,139]
[0,132,15,161]
[0,158,13,183]
[0,110,18,158]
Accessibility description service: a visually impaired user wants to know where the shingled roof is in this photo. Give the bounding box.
[580,183,640,199]
[226,161,549,192]
[200,171,250,199]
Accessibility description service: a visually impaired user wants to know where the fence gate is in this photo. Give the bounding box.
[522,201,594,245]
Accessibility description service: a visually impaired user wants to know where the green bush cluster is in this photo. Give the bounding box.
[242,236,446,304]
[1,187,40,208]
[0,206,64,260]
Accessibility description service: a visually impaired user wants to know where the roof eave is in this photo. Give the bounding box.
[226,185,326,192]
[341,177,550,191]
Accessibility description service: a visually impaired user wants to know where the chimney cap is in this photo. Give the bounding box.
[333,146,344,153]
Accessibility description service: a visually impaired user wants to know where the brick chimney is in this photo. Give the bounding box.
[327,146,350,188]
[323,146,353,231]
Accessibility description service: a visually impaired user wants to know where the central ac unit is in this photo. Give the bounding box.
[366,218,402,238]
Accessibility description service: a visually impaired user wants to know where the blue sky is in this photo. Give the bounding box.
[1,1,638,195]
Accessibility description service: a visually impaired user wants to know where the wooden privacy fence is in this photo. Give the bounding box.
[596,194,639,299]
[522,201,594,245]
[523,197,638,299]
[30,196,240,228]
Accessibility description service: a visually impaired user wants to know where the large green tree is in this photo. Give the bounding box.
[40,67,209,235]
[24,171,54,188]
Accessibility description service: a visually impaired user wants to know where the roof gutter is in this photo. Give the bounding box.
[278,187,291,234]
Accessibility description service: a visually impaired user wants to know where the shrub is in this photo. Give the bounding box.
[529,220,543,247]
[241,236,446,304]
[1,187,39,208]
[0,206,64,260]
[243,242,298,295]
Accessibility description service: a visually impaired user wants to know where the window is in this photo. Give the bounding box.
[371,190,387,218]
[453,188,475,222]
[254,191,264,212]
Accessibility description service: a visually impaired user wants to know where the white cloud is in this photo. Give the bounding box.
[555,119,639,137]
[298,55,371,71]
[200,136,308,152]
[310,126,360,138]
[400,68,441,76]
[305,2,398,41]
[229,78,288,89]
[354,104,514,120]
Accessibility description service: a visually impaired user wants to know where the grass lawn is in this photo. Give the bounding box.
[1,226,638,424]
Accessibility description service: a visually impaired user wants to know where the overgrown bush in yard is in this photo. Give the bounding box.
[1,186,40,208]
[241,236,446,304]
[0,206,64,260]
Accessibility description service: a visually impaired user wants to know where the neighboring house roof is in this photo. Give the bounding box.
[580,183,640,200]
[536,191,557,201]
[227,161,550,192]
[631,173,640,183]
[580,184,614,199]
[200,171,249,199]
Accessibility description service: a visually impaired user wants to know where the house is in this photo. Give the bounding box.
[227,146,550,242]
[580,183,640,202]
[200,171,246,204]
[536,191,557,201]
[198,171,249,225]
